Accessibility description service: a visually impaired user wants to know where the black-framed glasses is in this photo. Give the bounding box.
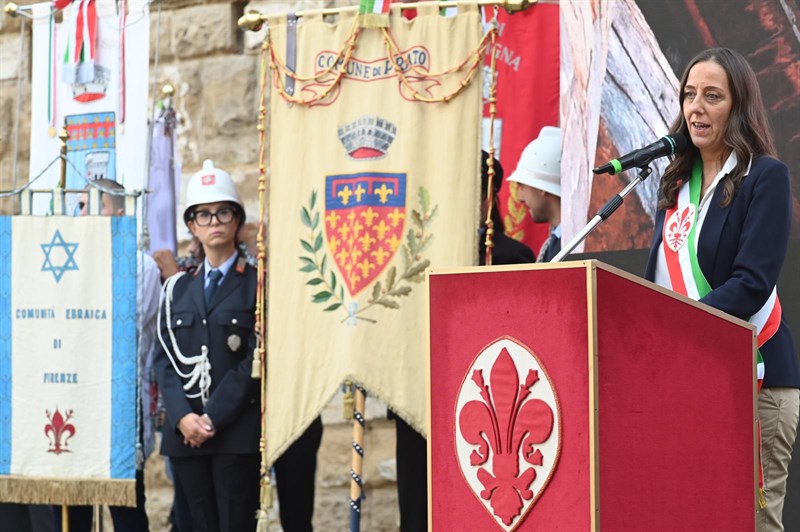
[192,207,237,226]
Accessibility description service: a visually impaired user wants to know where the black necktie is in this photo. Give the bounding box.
[204,269,223,308]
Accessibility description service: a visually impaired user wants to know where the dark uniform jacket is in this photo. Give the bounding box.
[645,155,800,389]
[478,228,536,265]
[154,257,260,456]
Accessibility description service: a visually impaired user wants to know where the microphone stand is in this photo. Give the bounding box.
[550,165,652,262]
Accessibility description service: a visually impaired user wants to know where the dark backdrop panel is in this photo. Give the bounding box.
[568,243,800,528]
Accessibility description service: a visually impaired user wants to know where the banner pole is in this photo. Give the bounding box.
[238,0,534,31]
[254,32,272,532]
[348,384,367,532]
[483,6,500,265]
[62,505,69,532]
[58,126,69,190]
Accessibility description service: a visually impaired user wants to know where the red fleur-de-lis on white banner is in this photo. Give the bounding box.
[45,407,76,455]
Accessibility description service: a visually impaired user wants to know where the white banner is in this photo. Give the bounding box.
[29,1,150,215]
[0,216,138,505]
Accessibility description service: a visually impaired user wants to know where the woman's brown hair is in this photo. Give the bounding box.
[658,48,776,210]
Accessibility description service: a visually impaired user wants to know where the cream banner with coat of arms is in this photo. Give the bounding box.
[266,4,483,462]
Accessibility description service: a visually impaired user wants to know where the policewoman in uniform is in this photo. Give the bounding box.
[154,160,261,532]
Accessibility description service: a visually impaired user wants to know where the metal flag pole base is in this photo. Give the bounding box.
[550,165,652,263]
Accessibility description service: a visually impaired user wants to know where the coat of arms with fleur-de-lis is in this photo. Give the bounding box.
[298,116,437,325]
[456,338,561,530]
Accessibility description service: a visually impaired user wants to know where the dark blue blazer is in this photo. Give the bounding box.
[154,258,260,456]
[645,155,800,389]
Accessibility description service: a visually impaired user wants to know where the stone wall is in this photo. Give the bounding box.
[0,1,403,529]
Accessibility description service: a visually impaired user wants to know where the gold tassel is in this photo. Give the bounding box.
[255,473,273,531]
[343,381,354,420]
[251,348,262,379]
[758,487,767,510]
[255,508,269,532]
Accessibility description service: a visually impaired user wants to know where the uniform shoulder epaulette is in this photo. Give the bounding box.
[235,255,247,274]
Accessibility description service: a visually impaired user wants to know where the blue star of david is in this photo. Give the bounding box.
[41,230,79,283]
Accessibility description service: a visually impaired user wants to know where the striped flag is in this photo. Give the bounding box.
[146,106,180,254]
[358,0,392,27]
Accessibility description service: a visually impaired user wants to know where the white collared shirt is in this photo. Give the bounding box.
[204,251,238,289]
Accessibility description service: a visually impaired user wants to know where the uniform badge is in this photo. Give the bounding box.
[227,334,242,351]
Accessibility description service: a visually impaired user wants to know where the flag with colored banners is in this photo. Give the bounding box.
[29,1,149,216]
[0,216,138,506]
[266,4,483,462]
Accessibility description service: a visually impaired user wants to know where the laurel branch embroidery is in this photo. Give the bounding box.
[299,186,437,324]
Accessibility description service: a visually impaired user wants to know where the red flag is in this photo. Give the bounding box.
[484,4,559,254]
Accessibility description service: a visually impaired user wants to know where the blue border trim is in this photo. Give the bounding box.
[0,217,12,474]
[110,217,137,479]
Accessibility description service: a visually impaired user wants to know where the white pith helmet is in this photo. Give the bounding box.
[507,126,562,197]
[183,160,244,224]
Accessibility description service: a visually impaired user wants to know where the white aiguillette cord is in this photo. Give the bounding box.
[157,272,211,404]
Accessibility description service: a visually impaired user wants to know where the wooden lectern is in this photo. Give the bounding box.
[427,261,757,531]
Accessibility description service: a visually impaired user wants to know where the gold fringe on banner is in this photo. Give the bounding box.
[0,476,136,507]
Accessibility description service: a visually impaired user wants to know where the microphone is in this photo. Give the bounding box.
[593,133,687,175]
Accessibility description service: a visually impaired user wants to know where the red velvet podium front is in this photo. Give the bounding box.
[427,261,757,531]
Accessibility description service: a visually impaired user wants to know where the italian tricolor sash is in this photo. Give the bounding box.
[663,160,782,387]
[663,159,779,507]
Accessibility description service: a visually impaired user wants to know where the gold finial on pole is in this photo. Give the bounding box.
[4,2,20,17]
[504,0,535,13]
[161,83,175,110]
[58,126,69,189]
[4,1,36,19]
[238,11,265,32]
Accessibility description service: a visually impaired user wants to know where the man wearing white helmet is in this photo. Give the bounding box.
[154,160,321,532]
[507,126,562,262]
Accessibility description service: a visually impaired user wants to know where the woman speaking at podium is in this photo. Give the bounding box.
[645,48,800,531]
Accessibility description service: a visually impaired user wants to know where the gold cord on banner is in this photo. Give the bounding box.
[483,8,500,265]
[268,17,361,106]
[254,34,272,532]
[266,14,493,107]
[381,26,489,104]
[270,16,362,84]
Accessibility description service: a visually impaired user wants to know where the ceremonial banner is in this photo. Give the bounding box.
[266,5,483,461]
[29,1,149,215]
[0,216,138,505]
[483,3,558,253]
